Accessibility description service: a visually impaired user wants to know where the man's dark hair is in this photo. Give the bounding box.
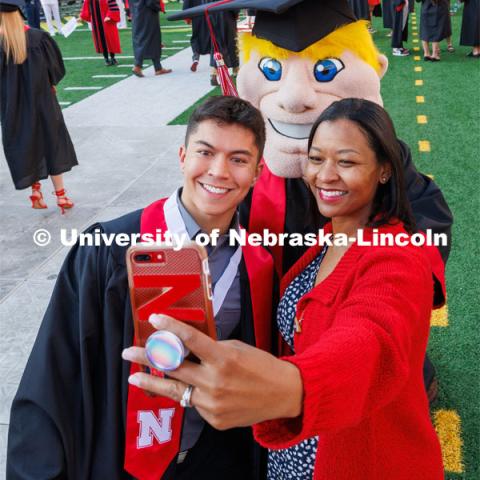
[185,96,266,160]
[307,98,416,233]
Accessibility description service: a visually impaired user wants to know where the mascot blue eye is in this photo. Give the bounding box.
[258,57,282,81]
[313,58,344,82]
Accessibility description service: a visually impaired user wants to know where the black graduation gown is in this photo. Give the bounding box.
[7,209,267,480]
[183,0,211,55]
[130,0,162,64]
[240,139,453,277]
[348,0,371,20]
[0,29,77,190]
[418,0,452,42]
[208,6,239,68]
[460,0,480,46]
[382,0,393,28]
[391,0,409,47]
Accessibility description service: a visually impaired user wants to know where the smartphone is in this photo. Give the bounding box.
[126,242,216,350]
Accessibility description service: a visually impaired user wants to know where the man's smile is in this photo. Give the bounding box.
[199,182,232,195]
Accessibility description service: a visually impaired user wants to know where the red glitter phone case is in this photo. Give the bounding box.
[126,242,216,348]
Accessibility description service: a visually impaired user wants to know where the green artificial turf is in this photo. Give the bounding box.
[376,12,480,479]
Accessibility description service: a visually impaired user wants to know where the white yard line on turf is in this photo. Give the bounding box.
[64,86,103,90]
[172,40,190,43]
[58,101,72,105]
[92,74,128,78]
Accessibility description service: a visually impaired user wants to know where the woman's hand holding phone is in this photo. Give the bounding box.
[122,314,303,430]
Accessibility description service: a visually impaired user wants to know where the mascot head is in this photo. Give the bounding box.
[168,0,388,178]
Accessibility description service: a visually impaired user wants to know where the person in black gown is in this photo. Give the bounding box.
[460,0,480,57]
[183,0,211,72]
[0,0,76,212]
[417,0,452,61]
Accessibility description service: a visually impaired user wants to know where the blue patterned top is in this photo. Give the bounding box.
[268,247,327,480]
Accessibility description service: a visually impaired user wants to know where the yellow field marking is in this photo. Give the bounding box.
[414,55,421,61]
[415,66,423,72]
[415,79,424,86]
[413,38,419,43]
[430,304,448,326]
[426,174,435,180]
[418,140,431,152]
[413,32,418,36]
[414,46,420,51]
[416,95,425,103]
[412,27,417,31]
[433,410,464,473]
[417,115,428,124]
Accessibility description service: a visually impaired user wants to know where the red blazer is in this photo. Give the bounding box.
[253,222,444,480]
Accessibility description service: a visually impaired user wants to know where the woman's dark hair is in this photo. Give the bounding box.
[185,95,266,161]
[307,98,416,233]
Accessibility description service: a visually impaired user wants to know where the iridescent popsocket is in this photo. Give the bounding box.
[145,330,189,372]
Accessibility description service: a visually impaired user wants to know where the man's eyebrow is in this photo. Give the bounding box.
[310,146,360,154]
[194,140,215,149]
[194,140,254,156]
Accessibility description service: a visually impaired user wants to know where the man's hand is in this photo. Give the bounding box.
[122,314,303,430]
[104,16,111,22]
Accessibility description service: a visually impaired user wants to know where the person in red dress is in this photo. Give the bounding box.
[80,0,121,65]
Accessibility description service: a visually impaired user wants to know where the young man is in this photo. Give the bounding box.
[7,96,273,480]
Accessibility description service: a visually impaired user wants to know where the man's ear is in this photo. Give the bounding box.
[179,145,186,171]
[253,161,264,185]
[377,54,388,79]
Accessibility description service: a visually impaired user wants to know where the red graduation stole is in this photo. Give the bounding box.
[124,198,273,479]
[124,198,183,480]
[249,163,286,277]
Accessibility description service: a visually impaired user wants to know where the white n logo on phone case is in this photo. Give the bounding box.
[137,409,174,448]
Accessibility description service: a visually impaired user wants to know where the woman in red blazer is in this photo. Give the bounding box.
[125,98,445,480]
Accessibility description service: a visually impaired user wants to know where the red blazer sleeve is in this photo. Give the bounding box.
[106,0,120,22]
[80,0,91,22]
[253,246,433,449]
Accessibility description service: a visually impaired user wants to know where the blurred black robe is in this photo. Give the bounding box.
[0,28,77,190]
[183,0,211,55]
[460,0,480,46]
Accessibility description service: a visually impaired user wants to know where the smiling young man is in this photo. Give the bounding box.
[7,96,274,480]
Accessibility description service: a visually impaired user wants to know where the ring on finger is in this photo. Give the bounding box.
[180,384,194,408]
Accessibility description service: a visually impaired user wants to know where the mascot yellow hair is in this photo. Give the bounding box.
[240,20,382,74]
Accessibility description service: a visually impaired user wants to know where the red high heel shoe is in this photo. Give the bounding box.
[30,182,47,209]
[55,188,74,214]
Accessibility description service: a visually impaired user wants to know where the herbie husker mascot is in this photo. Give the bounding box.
[170,0,453,401]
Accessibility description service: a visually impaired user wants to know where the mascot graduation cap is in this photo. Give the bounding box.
[170,0,452,282]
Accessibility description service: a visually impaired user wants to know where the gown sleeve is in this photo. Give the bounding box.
[40,33,66,86]
[399,140,453,264]
[6,225,105,479]
[106,0,121,22]
[80,0,92,23]
[253,247,433,448]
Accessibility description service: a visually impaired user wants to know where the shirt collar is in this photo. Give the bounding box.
[176,188,240,242]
